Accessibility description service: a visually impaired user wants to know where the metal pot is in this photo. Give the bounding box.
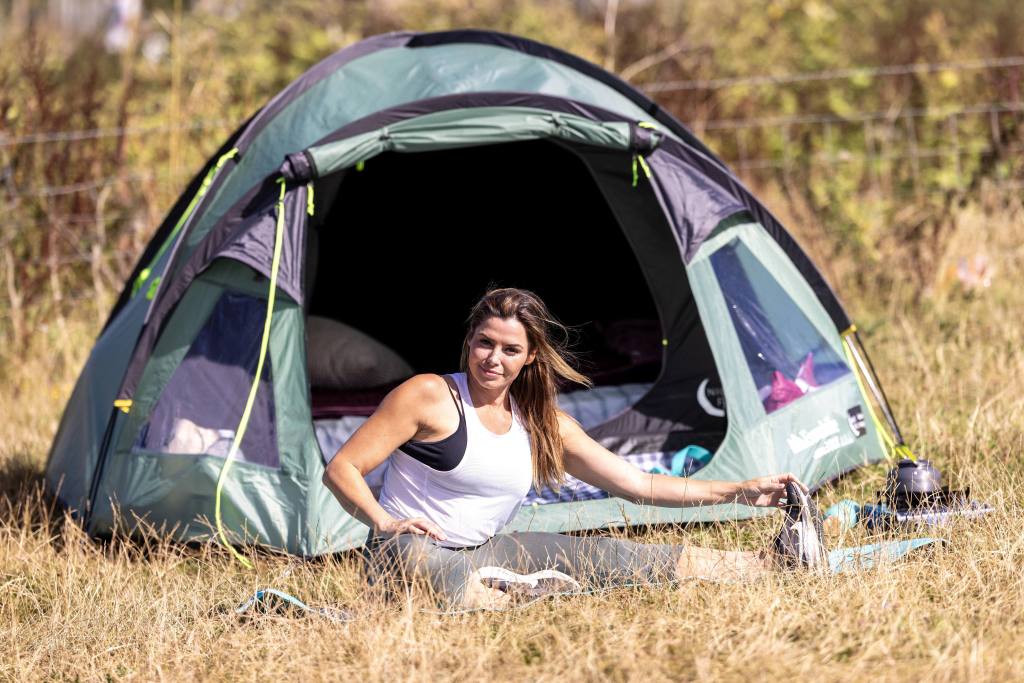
[884,458,943,505]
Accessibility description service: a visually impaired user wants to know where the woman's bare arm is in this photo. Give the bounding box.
[321,374,449,540]
[558,412,805,507]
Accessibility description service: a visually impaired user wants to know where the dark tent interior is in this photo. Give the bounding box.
[308,138,668,374]
[303,138,725,450]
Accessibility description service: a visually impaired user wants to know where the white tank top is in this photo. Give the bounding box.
[377,373,534,547]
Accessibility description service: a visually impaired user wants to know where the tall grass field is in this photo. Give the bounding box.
[0,192,1021,681]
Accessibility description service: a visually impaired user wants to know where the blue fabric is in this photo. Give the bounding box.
[823,499,861,527]
[235,588,352,623]
[823,499,995,530]
[828,537,945,574]
[649,445,713,477]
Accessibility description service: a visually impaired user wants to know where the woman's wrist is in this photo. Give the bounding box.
[372,514,397,534]
[709,480,742,505]
[728,481,745,504]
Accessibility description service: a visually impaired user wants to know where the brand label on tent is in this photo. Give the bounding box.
[697,378,726,417]
[847,405,867,437]
[787,415,857,460]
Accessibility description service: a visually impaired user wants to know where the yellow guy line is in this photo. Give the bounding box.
[214,177,287,569]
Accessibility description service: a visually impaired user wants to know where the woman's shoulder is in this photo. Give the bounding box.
[379,373,461,441]
[554,407,584,437]
[385,373,459,411]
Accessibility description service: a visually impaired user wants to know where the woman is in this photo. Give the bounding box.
[323,288,823,609]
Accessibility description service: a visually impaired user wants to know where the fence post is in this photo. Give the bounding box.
[947,113,961,188]
[736,127,748,174]
[2,249,24,348]
[905,110,921,199]
[92,184,112,330]
[781,122,794,187]
[863,119,880,196]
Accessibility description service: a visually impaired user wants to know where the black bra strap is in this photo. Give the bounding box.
[442,374,464,418]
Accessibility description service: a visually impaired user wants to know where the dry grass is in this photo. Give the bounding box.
[2,201,1023,682]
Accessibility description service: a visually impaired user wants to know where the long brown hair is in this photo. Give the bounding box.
[459,287,592,492]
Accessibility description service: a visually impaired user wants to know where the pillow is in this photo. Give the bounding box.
[306,316,414,390]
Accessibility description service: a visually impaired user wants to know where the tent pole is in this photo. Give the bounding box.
[845,330,905,447]
[83,407,119,533]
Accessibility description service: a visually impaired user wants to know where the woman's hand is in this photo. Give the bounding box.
[558,412,815,509]
[323,375,458,537]
[376,516,448,542]
[734,473,808,507]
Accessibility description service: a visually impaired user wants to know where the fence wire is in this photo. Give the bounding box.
[0,119,229,148]
[2,58,1022,297]
[640,55,1024,93]
[697,101,1024,131]
[5,101,1021,198]
[3,167,193,199]
[0,57,1020,148]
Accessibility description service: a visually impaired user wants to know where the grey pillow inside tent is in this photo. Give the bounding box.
[306,316,414,389]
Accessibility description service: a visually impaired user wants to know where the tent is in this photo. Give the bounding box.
[45,30,904,556]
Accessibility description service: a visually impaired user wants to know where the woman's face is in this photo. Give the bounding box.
[467,316,537,392]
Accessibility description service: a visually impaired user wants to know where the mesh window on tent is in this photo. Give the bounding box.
[710,239,849,414]
[133,291,279,467]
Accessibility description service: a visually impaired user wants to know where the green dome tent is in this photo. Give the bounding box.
[46,30,905,556]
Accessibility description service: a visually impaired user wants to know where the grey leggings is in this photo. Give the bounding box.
[362,530,684,608]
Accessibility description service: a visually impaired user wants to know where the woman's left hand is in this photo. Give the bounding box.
[734,473,808,507]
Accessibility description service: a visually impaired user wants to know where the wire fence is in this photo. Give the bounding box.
[3,56,1023,322]
[0,119,230,148]
[5,171,159,199]
[0,57,1019,147]
[5,101,1022,198]
[2,97,1021,284]
[697,100,1024,131]
[684,99,1024,196]
[639,55,1024,93]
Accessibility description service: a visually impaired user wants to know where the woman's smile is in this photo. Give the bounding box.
[466,316,537,389]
